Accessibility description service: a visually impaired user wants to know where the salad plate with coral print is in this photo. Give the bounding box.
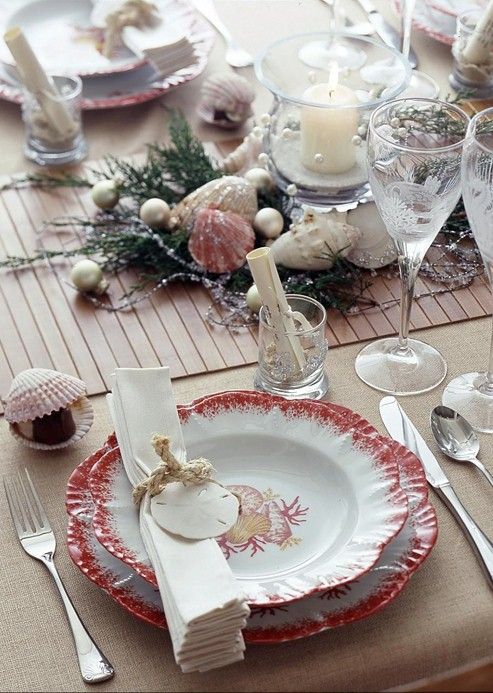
[66,401,437,643]
[84,392,408,606]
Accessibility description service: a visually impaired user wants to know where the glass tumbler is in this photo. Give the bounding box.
[22,74,88,166]
[450,9,493,97]
[254,294,329,400]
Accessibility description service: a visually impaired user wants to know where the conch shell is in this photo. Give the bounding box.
[197,72,255,129]
[270,209,361,271]
[222,131,264,175]
[172,176,258,232]
[346,202,397,269]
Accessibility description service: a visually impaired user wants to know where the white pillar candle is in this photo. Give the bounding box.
[246,247,306,371]
[462,0,493,64]
[4,27,76,139]
[300,64,359,175]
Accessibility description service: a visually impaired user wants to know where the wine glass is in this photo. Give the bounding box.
[443,107,493,431]
[399,0,439,98]
[298,0,366,70]
[355,98,469,395]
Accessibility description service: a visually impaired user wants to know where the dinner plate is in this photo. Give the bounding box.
[0,0,201,77]
[0,0,214,109]
[66,425,437,643]
[391,0,477,45]
[86,391,409,605]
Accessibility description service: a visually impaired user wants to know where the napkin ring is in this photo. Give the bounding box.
[132,434,215,505]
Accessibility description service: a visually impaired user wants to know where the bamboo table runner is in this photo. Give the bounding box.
[0,142,490,411]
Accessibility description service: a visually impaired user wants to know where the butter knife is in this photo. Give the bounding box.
[380,396,493,588]
[354,0,418,69]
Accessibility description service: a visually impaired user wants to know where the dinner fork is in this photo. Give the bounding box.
[193,0,253,67]
[4,470,114,684]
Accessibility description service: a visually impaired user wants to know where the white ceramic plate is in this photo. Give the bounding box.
[66,419,437,643]
[86,391,409,606]
[393,0,484,44]
[0,0,203,77]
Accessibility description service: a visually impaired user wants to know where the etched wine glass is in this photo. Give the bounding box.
[298,0,366,70]
[355,98,469,395]
[443,107,493,431]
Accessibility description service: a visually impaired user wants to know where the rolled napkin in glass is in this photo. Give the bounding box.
[106,367,249,673]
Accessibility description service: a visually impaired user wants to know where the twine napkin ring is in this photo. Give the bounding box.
[132,434,215,505]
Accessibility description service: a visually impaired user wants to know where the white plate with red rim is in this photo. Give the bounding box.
[0,0,214,109]
[0,0,199,77]
[66,414,437,643]
[85,391,408,606]
[393,0,485,45]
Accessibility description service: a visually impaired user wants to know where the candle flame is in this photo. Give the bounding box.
[328,61,339,95]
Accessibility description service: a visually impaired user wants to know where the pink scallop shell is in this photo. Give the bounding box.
[4,368,88,423]
[188,208,255,273]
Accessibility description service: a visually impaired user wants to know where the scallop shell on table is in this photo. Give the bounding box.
[270,209,361,271]
[173,176,258,232]
[4,368,94,449]
[197,72,255,129]
[188,207,255,273]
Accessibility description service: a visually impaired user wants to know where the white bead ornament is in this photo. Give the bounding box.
[259,113,271,126]
[139,198,171,229]
[286,183,298,196]
[70,259,109,294]
[352,135,362,146]
[281,128,292,140]
[253,208,284,239]
[244,167,274,191]
[246,284,262,313]
[91,179,119,210]
[258,152,270,166]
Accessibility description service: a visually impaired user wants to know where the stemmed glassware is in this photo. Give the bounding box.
[298,0,366,70]
[355,98,469,395]
[443,107,493,431]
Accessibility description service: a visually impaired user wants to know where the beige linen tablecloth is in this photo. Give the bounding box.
[1,1,493,691]
[1,320,493,693]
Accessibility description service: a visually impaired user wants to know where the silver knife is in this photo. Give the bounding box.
[355,0,418,69]
[380,396,493,589]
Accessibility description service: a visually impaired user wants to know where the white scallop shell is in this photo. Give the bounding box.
[173,176,258,232]
[197,72,255,128]
[4,368,88,423]
[346,202,397,269]
[270,209,361,271]
[9,395,94,450]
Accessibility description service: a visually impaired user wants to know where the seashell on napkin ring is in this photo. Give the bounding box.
[134,435,240,540]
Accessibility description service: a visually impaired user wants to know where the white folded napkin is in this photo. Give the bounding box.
[107,367,249,673]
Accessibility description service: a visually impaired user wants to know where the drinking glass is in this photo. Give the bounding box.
[254,294,329,400]
[355,98,469,395]
[443,107,493,431]
[298,0,366,70]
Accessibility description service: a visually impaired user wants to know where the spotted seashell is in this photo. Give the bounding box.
[173,176,258,232]
[4,368,93,449]
[188,208,255,273]
[197,72,255,129]
[270,208,361,271]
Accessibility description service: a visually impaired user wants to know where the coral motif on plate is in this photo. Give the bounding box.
[218,485,308,558]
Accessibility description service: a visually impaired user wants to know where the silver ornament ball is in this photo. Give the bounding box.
[91,179,119,210]
[139,198,171,229]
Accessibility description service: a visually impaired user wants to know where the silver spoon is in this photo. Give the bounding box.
[431,405,493,487]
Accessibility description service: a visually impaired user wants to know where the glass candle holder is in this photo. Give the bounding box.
[254,32,411,207]
[22,74,88,166]
[254,294,329,400]
[450,9,493,97]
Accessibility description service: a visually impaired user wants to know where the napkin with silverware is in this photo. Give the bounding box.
[107,367,249,672]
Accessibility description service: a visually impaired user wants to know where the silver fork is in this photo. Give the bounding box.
[4,469,114,684]
[193,0,253,68]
